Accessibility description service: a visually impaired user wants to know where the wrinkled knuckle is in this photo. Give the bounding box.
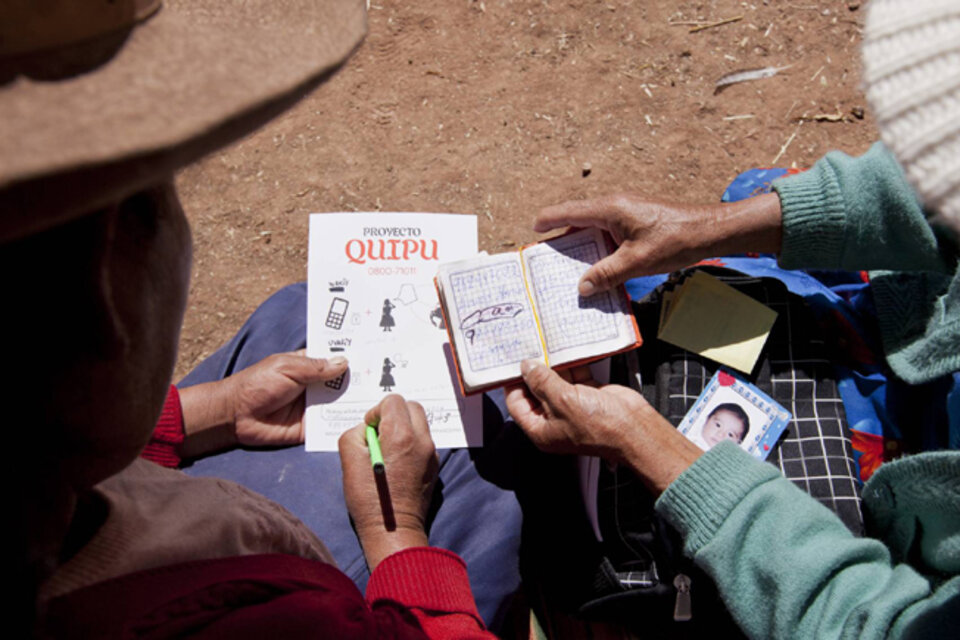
[406,400,426,416]
[272,353,297,373]
[576,394,599,419]
[382,393,405,412]
[607,193,633,212]
[591,261,615,286]
[394,429,416,451]
[556,386,581,413]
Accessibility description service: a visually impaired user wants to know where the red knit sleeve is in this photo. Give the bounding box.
[365,547,496,639]
[140,385,185,468]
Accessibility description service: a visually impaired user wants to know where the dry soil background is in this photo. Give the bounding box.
[174,0,877,379]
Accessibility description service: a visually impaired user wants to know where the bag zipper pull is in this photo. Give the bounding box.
[673,573,692,621]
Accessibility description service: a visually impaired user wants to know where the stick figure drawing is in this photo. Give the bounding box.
[379,357,396,392]
[380,298,396,332]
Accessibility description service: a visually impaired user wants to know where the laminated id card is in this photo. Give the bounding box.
[677,369,791,460]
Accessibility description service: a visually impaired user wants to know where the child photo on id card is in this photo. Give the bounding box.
[678,369,791,460]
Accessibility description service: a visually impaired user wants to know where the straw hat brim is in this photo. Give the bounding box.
[0,0,367,241]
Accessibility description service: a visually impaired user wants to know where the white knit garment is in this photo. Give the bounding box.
[862,0,960,227]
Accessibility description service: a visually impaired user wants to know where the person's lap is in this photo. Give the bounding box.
[179,283,523,629]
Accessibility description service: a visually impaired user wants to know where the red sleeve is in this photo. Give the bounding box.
[365,547,496,639]
[140,385,185,468]
[43,554,435,639]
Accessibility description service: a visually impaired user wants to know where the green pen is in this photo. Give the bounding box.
[365,421,385,475]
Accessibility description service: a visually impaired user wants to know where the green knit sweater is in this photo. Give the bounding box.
[656,443,959,638]
[652,145,960,638]
[772,142,960,384]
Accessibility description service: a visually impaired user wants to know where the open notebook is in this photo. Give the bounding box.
[435,228,642,394]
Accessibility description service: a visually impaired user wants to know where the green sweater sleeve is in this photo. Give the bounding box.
[655,443,960,639]
[772,142,954,273]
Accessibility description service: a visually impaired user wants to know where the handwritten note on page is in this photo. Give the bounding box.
[436,227,641,393]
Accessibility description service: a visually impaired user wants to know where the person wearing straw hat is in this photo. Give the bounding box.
[505,0,959,637]
[4,2,500,637]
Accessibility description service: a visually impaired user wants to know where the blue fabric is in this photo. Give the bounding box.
[179,283,523,630]
[720,167,794,203]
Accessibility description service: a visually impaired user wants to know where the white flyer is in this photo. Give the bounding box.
[305,212,483,451]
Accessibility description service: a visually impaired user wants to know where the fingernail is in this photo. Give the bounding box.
[579,279,595,296]
[520,359,540,376]
[329,356,348,366]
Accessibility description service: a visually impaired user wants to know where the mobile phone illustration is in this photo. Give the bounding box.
[325,372,347,390]
[325,297,350,330]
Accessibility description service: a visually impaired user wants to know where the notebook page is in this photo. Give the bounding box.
[436,252,545,391]
[521,228,637,366]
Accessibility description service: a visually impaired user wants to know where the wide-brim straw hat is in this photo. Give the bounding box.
[0,0,366,242]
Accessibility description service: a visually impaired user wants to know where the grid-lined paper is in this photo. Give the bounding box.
[526,239,623,353]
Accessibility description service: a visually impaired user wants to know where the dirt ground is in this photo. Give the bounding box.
[174,0,877,379]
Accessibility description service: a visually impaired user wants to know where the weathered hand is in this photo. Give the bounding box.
[535,192,782,295]
[506,360,702,494]
[178,351,348,456]
[229,351,348,446]
[505,361,649,460]
[339,394,438,570]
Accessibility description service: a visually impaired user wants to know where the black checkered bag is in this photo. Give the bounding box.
[638,268,863,531]
[572,267,864,636]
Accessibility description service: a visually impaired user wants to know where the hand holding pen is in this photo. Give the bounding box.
[338,394,439,571]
